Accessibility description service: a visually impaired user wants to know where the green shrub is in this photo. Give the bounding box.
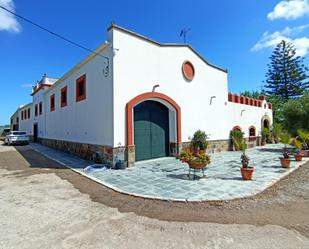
[191,130,209,150]
[230,130,244,151]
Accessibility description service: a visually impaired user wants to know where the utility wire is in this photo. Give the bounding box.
[0,5,109,60]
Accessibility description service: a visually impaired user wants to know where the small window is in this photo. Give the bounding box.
[61,86,68,107]
[264,103,267,109]
[21,111,24,120]
[39,102,42,115]
[16,117,19,123]
[28,108,30,119]
[76,74,86,102]
[249,126,256,137]
[35,104,38,117]
[50,94,55,112]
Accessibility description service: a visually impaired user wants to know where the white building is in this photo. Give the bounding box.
[14,24,273,166]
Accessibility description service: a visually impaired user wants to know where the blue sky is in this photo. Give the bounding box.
[0,0,309,125]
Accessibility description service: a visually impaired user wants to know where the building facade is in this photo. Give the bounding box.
[13,24,273,166]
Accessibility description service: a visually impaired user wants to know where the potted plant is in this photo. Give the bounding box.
[230,129,244,151]
[271,123,282,144]
[296,129,309,157]
[292,138,303,161]
[237,138,254,180]
[261,127,270,145]
[279,132,291,168]
[191,130,209,155]
[187,153,211,169]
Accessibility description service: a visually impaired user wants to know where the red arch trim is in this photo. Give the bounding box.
[232,125,242,131]
[126,92,181,146]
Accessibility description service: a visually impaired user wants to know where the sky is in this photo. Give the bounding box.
[0,0,309,125]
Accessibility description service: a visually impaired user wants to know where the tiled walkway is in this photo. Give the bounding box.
[31,143,309,201]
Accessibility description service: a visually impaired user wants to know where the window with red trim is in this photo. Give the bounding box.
[50,94,55,112]
[61,86,68,107]
[35,104,38,116]
[39,102,42,115]
[24,110,27,119]
[76,74,86,102]
[27,108,30,119]
[249,126,256,137]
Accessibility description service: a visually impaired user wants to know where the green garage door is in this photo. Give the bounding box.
[134,100,169,161]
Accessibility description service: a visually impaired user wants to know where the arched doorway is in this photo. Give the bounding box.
[261,115,270,130]
[134,100,169,161]
[126,92,181,163]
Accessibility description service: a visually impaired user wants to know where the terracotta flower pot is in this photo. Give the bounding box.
[241,167,254,180]
[280,158,291,168]
[188,161,207,169]
[294,153,303,161]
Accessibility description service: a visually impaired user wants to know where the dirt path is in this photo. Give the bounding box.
[1,143,309,248]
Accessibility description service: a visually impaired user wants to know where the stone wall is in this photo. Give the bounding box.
[182,137,261,153]
[40,138,114,166]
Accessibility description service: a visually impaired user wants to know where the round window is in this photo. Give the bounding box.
[182,61,195,81]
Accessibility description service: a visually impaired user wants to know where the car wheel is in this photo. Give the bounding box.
[7,140,11,146]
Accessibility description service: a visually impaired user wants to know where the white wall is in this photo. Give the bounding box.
[32,90,46,138]
[43,47,114,146]
[227,100,273,137]
[112,28,229,146]
[18,105,33,135]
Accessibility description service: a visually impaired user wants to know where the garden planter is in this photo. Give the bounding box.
[294,153,303,161]
[241,167,254,180]
[280,158,291,168]
[188,161,208,169]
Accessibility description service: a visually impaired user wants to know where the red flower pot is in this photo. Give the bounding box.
[241,167,254,180]
[280,158,291,168]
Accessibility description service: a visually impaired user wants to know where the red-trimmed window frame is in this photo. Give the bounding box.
[249,126,256,137]
[50,94,55,112]
[35,104,38,117]
[39,102,43,115]
[61,86,68,108]
[76,74,86,102]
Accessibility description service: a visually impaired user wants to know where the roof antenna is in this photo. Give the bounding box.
[180,28,190,44]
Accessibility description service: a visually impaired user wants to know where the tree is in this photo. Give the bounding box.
[282,92,309,136]
[266,94,284,124]
[264,40,308,101]
[239,90,260,99]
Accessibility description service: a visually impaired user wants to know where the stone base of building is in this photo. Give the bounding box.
[182,137,261,153]
[37,137,261,168]
[40,138,115,166]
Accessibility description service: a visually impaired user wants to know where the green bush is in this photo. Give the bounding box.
[230,130,244,151]
[191,130,209,150]
[271,123,282,142]
[262,127,271,142]
[283,93,309,136]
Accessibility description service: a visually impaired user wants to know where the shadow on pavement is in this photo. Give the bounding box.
[13,144,67,169]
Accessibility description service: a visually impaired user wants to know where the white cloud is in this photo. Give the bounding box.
[0,0,21,32]
[267,0,309,20]
[252,25,309,56]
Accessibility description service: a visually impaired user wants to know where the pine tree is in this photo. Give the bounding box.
[264,40,308,101]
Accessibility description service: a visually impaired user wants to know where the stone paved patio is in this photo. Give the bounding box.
[30,143,309,201]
